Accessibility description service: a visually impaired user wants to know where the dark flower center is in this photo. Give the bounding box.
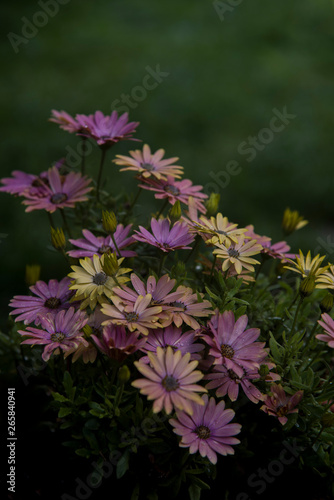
[93,272,108,285]
[216,229,227,236]
[51,192,68,204]
[277,405,288,417]
[50,332,65,343]
[221,344,235,359]
[141,162,155,171]
[227,369,240,381]
[228,248,239,258]
[169,301,187,310]
[164,185,180,196]
[125,312,139,322]
[98,244,112,254]
[195,425,211,439]
[32,178,46,187]
[44,297,61,309]
[150,299,163,306]
[162,375,179,392]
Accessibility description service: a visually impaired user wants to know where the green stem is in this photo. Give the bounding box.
[130,187,143,210]
[303,316,320,352]
[96,149,107,201]
[158,253,167,276]
[157,199,169,219]
[209,255,217,282]
[185,234,201,263]
[47,212,55,228]
[290,296,303,337]
[60,209,72,238]
[110,232,121,258]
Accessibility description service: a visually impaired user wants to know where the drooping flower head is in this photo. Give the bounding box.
[282,208,308,236]
[213,236,262,275]
[91,323,146,361]
[9,277,74,325]
[139,176,208,214]
[19,307,88,361]
[133,218,195,253]
[67,226,136,259]
[22,166,93,213]
[114,144,183,180]
[169,394,241,464]
[201,310,266,377]
[132,346,206,415]
[260,384,303,425]
[204,365,263,403]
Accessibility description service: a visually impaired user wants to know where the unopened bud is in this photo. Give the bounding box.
[320,293,334,314]
[299,276,315,297]
[282,208,308,236]
[51,227,66,250]
[102,210,117,234]
[168,200,182,225]
[25,264,41,286]
[118,365,130,383]
[205,193,220,217]
[259,364,270,378]
[82,325,93,338]
[102,252,119,276]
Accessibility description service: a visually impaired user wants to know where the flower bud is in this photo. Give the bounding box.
[102,252,119,276]
[118,365,131,383]
[25,264,41,286]
[50,227,66,250]
[168,200,182,225]
[259,364,270,378]
[320,293,334,314]
[82,324,93,338]
[282,208,308,236]
[205,193,220,217]
[299,275,315,298]
[102,210,117,234]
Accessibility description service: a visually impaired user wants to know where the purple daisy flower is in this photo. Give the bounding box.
[67,225,136,259]
[49,110,83,133]
[91,323,146,362]
[201,310,266,377]
[133,218,195,252]
[316,313,334,348]
[75,110,139,148]
[169,394,241,464]
[139,176,208,213]
[138,325,204,363]
[9,277,74,325]
[204,365,263,403]
[260,384,303,425]
[19,307,88,361]
[21,166,92,213]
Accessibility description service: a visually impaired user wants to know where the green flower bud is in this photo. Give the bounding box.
[82,325,93,338]
[205,193,220,217]
[102,210,117,234]
[102,252,119,276]
[168,200,182,225]
[25,264,41,286]
[320,293,334,314]
[299,275,315,298]
[282,208,308,236]
[50,227,66,250]
[118,365,131,383]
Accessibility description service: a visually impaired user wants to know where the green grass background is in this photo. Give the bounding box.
[1,0,334,327]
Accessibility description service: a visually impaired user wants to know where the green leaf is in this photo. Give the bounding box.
[75,448,91,458]
[52,392,69,403]
[188,484,201,500]
[116,451,130,479]
[58,407,73,418]
[269,332,284,362]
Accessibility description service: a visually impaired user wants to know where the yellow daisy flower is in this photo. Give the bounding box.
[284,250,329,279]
[282,208,308,236]
[212,236,262,274]
[314,264,334,290]
[191,213,246,246]
[68,254,131,309]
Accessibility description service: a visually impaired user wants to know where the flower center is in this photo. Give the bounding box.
[162,375,179,392]
[98,244,111,254]
[228,248,239,258]
[169,301,187,310]
[195,425,211,439]
[164,185,180,196]
[44,297,61,309]
[216,229,227,236]
[141,162,155,171]
[125,312,139,322]
[50,332,65,343]
[221,344,235,359]
[277,405,288,417]
[93,272,108,285]
[51,192,68,204]
[227,369,240,381]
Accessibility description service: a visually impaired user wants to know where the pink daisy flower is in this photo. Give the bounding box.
[139,325,204,363]
[201,310,266,377]
[113,144,184,180]
[260,384,303,425]
[316,313,334,347]
[19,307,88,361]
[139,176,208,214]
[101,294,163,335]
[22,166,92,213]
[133,218,194,252]
[67,225,136,259]
[169,394,241,464]
[49,110,82,133]
[132,346,206,415]
[75,110,139,148]
[9,277,74,325]
[91,323,146,362]
[161,286,213,330]
[244,225,295,262]
[204,365,263,403]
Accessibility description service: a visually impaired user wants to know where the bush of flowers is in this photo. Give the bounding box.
[1,109,334,499]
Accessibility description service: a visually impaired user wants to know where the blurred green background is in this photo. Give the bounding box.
[1,0,334,327]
